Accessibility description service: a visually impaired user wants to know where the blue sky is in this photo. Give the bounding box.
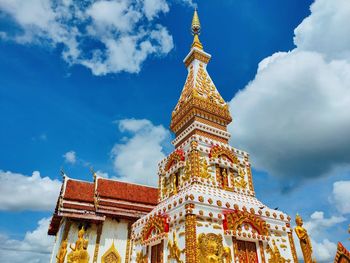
[0,0,349,262]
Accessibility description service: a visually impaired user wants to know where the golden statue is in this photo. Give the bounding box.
[234,168,247,189]
[295,214,316,263]
[56,239,68,263]
[182,160,191,182]
[167,231,184,263]
[266,240,290,263]
[162,175,169,198]
[222,168,229,188]
[200,157,212,180]
[136,251,148,263]
[172,173,178,194]
[67,227,90,263]
[197,233,232,263]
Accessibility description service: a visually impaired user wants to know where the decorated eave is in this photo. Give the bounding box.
[334,242,350,263]
[48,176,158,235]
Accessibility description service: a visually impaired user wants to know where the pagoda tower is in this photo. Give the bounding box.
[130,10,298,263]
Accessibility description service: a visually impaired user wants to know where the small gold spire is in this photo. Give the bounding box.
[191,8,203,50]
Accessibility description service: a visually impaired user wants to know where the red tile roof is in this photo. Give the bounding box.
[48,177,158,236]
[64,180,95,203]
[97,178,158,205]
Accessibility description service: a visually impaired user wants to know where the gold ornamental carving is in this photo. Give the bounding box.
[167,231,184,263]
[287,231,299,263]
[136,250,148,263]
[199,157,212,180]
[185,214,197,263]
[101,242,121,263]
[67,227,90,263]
[56,239,68,263]
[294,214,316,263]
[234,168,247,189]
[266,240,290,263]
[224,210,269,236]
[197,233,232,263]
[209,145,238,164]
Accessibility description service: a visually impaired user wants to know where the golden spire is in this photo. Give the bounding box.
[191,8,203,50]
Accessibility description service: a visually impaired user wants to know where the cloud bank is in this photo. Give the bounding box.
[0,0,178,75]
[0,217,54,263]
[111,118,170,186]
[0,170,61,211]
[228,0,350,188]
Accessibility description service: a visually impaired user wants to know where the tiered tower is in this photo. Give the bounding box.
[130,10,298,263]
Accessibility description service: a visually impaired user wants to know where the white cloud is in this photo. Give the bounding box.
[294,0,350,62]
[111,118,171,186]
[0,170,61,211]
[332,180,350,214]
[304,211,346,239]
[63,150,76,164]
[0,0,177,75]
[143,0,169,20]
[228,0,350,188]
[0,217,54,263]
[95,170,109,179]
[311,238,337,263]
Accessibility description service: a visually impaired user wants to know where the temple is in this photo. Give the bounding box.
[49,9,301,263]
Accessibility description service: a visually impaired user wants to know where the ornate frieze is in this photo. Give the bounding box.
[223,209,269,236]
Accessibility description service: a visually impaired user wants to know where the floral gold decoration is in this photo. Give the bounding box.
[101,242,121,263]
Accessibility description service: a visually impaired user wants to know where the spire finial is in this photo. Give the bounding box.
[191,8,203,50]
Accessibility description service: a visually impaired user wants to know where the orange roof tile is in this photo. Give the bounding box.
[97,178,158,205]
[64,179,94,203]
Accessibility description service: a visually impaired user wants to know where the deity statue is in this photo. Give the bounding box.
[56,239,68,263]
[172,173,178,194]
[182,160,191,182]
[234,168,247,189]
[200,158,212,180]
[67,227,90,263]
[167,231,184,263]
[162,175,169,198]
[221,168,228,188]
[266,240,289,263]
[197,233,232,263]
[294,214,316,263]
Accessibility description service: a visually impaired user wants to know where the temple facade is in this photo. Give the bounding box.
[48,176,158,263]
[49,10,300,263]
[129,10,298,263]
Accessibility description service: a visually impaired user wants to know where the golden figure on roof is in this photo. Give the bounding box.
[295,214,316,263]
[67,227,90,263]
